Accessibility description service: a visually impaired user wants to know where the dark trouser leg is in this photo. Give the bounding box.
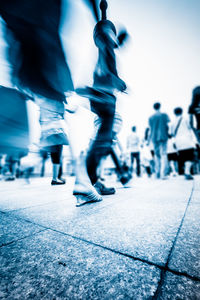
[50,144,63,164]
[146,166,151,176]
[86,100,115,185]
[50,145,63,181]
[135,152,141,176]
[130,152,134,172]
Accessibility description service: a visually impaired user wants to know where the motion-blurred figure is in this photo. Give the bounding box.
[188,86,200,170]
[2,154,20,181]
[36,97,67,185]
[188,86,200,143]
[0,86,30,168]
[76,0,128,198]
[148,102,170,179]
[0,0,103,205]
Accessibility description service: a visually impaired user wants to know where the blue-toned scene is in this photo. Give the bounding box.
[0,0,200,299]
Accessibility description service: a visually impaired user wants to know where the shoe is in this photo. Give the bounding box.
[94,181,115,195]
[73,191,103,207]
[161,176,169,180]
[184,174,193,180]
[170,172,177,177]
[51,179,66,185]
[58,177,66,184]
[5,176,15,181]
[120,174,132,185]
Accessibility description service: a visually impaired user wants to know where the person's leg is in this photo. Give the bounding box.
[40,150,48,177]
[130,152,134,173]
[183,149,195,179]
[66,126,103,206]
[97,156,106,181]
[184,161,193,179]
[110,146,132,185]
[5,155,19,181]
[50,145,65,185]
[135,152,141,177]
[160,141,168,179]
[86,100,115,185]
[146,166,151,177]
[72,151,103,206]
[153,142,161,179]
[58,161,66,183]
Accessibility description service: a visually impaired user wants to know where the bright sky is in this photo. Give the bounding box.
[60,0,200,148]
[1,0,200,152]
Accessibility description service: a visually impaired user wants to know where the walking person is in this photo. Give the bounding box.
[0,0,103,206]
[76,0,128,198]
[172,107,197,180]
[36,96,67,185]
[148,102,170,179]
[188,86,200,143]
[188,86,200,172]
[127,126,141,177]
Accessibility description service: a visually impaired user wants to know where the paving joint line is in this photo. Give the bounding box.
[47,226,200,282]
[0,198,71,213]
[152,180,195,299]
[0,228,48,248]
[1,181,198,289]
[3,210,200,284]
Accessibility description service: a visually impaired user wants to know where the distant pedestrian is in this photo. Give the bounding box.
[127,126,141,177]
[188,86,200,171]
[148,102,170,179]
[167,125,179,177]
[188,86,200,143]
[172,107,197,180]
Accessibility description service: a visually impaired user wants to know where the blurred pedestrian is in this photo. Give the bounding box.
[76,2,128,199]
[188,86,200,172]
[148,102,170,179]
[172,107,197,180]
[188,86,200,143]
[36,96,67,185]
[167,131,179,177]
[127,126,141,177]
[0,0,103,206]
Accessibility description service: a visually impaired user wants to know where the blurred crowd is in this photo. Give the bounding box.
[126,90,200,181]
[0,1,199,207]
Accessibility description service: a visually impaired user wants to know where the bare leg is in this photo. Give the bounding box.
[66,116,102,206]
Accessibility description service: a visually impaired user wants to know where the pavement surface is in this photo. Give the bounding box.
[0,175,200,299]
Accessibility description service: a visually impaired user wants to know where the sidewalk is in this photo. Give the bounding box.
[0,175,200,299]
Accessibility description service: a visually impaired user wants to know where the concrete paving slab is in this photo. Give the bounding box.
[7,178,193,267]
[156,272,200,299]
[0,177,74,211]
[168,190,200,278]
[191,178,200,204]
[0,230,161,299]
[0,212,45,246]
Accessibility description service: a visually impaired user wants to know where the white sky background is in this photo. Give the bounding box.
[0,0,200,152]
[60,0,200,149]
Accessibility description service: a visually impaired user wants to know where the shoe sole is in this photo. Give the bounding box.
[74,192,103,207]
